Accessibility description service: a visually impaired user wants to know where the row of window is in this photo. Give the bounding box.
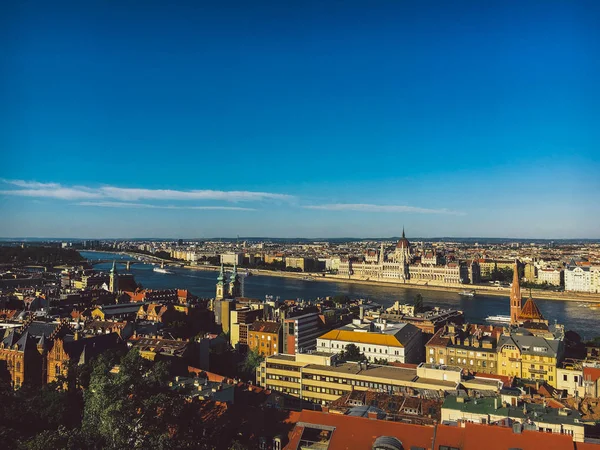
[266,384,299,395]
[266,363,300,372]
[303,385,346,396]
[267,374,300,383]
[322,342,400,355]
[302,373,399,391]
[433,357,494,368]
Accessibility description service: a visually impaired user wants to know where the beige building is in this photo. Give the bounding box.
[220,252,244,266]
[285,257,311,272]
[338,231,469,285]
[537,268,563,286]
[426,324,502,375]
[258,353,500,406]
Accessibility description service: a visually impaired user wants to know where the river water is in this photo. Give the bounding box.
[80,251,600,339]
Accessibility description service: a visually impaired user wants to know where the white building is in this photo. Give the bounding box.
[220,252,244,266]
[537,268,563,286]
[565,265,593,292]
[338,230,470,285]
[316,319,423,364]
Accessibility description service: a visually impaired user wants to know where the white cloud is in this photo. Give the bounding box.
[0,179,292,203]
[98,186,292,202]
[0,179,61,189]
[0,188,102,200]
[76,201,255,211]
[303,203,464,215]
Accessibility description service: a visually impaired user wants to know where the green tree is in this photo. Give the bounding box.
[82,349,182,449]
[241,349,264,380]
[340,343,364,362]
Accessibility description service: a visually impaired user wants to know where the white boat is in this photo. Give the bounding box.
[459,290,476,297]
[153,262,171,274]
[486,315,512,324]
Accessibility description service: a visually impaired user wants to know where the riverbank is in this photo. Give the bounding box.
[182,263,600,303]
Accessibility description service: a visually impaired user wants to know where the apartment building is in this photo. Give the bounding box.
[282,311,322,355]
[257,353,500,406]
[537,268,563,286]
[442,395,585,442]
[248,320,282,357]
[426,323,503,375]
[497,331,563,385]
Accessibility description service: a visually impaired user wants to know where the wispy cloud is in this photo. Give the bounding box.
[76,201,255,211]
[0,179,292,203]
[304,203,464,215]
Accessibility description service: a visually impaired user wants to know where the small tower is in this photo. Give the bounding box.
[229,263,241,298]
[510,259,522,325]
[109,260,119,294]
[216,264,227,300]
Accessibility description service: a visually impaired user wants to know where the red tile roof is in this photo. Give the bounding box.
[284,410,586,450]
[285,410,433,450]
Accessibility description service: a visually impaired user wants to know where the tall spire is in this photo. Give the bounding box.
[402,226,405,239]
[510,259,522,325]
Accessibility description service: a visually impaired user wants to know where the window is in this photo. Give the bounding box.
[563,374,568,381]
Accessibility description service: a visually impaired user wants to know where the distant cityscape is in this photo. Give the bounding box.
[1,232,600,448]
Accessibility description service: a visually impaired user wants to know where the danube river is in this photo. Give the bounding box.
[80,251,600,339]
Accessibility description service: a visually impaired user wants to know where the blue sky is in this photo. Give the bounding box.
[1,1,599,239]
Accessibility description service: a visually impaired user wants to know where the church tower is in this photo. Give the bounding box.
[216,264,227,300]
[109,261,119,294]
[510,259,522,325]
[229,263,241,298]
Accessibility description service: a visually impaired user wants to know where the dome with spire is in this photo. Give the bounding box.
[396,227,410,249]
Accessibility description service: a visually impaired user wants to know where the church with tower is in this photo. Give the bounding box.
[215,263,241,300]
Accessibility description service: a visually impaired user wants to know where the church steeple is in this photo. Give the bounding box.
[229,263,241,298]
[510,259,522,325]
[109,261,119,294]
[215,264,226,300]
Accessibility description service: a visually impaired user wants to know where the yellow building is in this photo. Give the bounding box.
[497,331,561,385]
[258,353,500,406]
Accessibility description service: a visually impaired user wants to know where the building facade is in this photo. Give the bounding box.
[317,321,423,364]
[426,323,502,375]
[248,321,282,357]
[338,230,471,285]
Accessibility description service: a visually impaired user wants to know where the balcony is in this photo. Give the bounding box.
[529,368,548,375]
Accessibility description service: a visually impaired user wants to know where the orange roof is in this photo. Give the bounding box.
[285,410,433,450]
[285,411,582,450]
[520,296,544,321]
[318,329,404,347]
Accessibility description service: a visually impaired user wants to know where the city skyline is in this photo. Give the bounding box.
[2,1,599,239]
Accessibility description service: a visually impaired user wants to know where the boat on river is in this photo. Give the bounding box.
[459,289,476,297]
[153,262,172,274]
[486,315,511,324]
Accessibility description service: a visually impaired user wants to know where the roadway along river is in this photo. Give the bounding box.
[80,251,600,339]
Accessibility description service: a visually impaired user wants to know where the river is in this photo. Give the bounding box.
[80,251,600,339]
